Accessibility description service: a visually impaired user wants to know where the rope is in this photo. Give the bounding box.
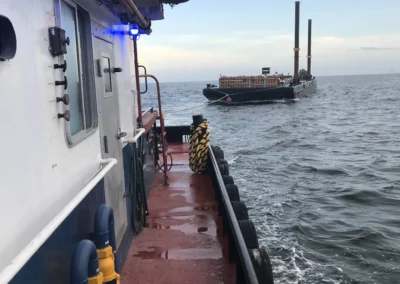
[189,119,210,173]
[163,93,229,115]
[163,87,275,115]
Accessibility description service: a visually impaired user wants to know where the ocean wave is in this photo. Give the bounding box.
[336,189,399,206]
[145,75,400,283]
[286,163,350,176]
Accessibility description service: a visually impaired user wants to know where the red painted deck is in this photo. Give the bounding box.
[121,143,235,283]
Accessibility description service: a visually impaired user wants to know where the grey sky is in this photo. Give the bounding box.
[138,0,400,82]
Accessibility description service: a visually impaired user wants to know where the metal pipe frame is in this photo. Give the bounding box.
[121,128,145,144]
[307,19,312,80]
[138,74,168,186]
[294,1,300,84]
[142,107,153,117]
[133,39,142,124]
[138,65,148,94]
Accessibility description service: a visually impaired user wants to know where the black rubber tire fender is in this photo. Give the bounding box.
[212,145,224,160]
[217,163,226,175]
[225,184,240,201]
[231,201,249,220]
[249,247,274,284]
[238,220,259,249]
[217,159,229,175]
[222,175,234,185]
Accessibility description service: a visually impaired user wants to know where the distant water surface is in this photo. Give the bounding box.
[142,74,400,284]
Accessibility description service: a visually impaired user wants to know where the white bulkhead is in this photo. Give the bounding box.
[0,0,138,274]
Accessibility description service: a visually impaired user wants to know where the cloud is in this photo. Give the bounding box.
[139,32,400,81]
[360,46,400,51]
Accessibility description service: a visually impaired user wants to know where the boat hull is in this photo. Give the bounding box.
[203,80,317,104]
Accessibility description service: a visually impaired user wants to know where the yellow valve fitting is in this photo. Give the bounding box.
[97,246,120,283]
[88,272,103,284]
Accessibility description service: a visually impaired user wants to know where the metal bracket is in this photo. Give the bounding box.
[116,128,127,139]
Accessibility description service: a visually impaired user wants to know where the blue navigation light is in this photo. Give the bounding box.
[129,24,140,37]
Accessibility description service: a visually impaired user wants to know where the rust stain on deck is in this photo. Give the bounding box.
[120,143,235,283]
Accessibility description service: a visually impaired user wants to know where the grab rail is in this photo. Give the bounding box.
[138,65,148,94]
[138,74,168,186]
[121,128,145,144]
[142,107,153,117]
[0,158,117,284]
[209,147,259,284]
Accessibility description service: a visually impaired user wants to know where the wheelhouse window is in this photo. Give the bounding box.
[60,0,97,144]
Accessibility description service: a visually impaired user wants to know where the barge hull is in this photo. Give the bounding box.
[203,80,317,104]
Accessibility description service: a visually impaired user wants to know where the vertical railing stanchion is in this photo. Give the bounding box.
[133,39,142,124]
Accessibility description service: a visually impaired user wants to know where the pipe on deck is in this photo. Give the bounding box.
[70,240,101,284]
[293,1,300,84]
[307,19,312,80]
[93,204,117,252]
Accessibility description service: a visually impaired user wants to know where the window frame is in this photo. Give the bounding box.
[55,0,98,147]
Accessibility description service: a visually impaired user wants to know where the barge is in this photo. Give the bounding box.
[0,0,273,283]
[203,1,317,104]
[203,78,317,104]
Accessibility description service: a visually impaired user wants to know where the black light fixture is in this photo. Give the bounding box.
[48,26,70,57]
[0,14,17,61]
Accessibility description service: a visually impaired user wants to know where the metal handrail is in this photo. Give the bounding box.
[0,158,117,283]
[121,128,145,144]
[142,107,153,117]
[209,146,259,284]
[138,65,148,94]
[138,74,168,186]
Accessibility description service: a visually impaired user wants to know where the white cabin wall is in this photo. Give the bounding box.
[0,0,116,272]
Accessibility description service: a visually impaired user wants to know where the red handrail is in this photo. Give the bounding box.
[139,74,168,186]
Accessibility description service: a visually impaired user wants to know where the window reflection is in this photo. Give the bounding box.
[102,56,112,93]
[61,1,84,135]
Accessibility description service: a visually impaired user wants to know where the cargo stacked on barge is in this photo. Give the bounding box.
[203,1,317,104]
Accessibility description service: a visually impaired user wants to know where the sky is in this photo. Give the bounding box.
[137,0,400,82]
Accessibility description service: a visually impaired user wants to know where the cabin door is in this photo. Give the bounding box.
[94,35,127,245]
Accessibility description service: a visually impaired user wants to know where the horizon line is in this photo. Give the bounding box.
[141,72,400,84]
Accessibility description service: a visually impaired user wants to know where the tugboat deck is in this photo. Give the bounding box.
[121,143,235,283]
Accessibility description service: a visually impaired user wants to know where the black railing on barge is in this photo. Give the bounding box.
[209,146,259,284]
